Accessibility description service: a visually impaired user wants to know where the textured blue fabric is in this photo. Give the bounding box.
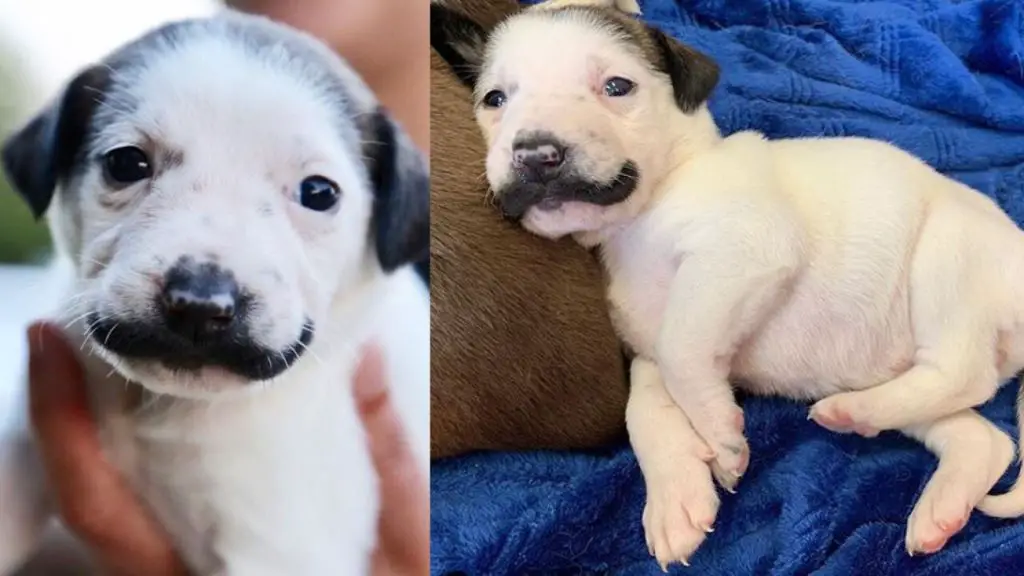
[430,0,1024,574]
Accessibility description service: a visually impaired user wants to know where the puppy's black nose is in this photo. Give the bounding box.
[160,260,240,343]
[512,132,566,181]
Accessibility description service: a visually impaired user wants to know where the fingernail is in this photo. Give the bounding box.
[354,343,386,397]
[25,322,74,406]
[26,322,59,374]
[25,322,48,358]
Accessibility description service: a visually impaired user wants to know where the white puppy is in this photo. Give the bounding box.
[0,10,429,576]
[433,1,1024,568]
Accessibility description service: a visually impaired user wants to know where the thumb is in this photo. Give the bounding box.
[27,322,88,423]
[351,344,429,573]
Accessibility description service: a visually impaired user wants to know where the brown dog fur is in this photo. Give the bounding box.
[429,0,628,459]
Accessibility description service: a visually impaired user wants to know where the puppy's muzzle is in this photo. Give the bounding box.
[497,129,640,220]
[87,256,314,382]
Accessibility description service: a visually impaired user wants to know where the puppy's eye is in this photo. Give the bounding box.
[299,175,341,212]
[482,90,507,108]
[603,77,636,97]
[103,146,152,184]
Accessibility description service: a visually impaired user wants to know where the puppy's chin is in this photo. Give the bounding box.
[104,359,260,399]
[494,160,639,221]
[86,314,315,399]
[521,200,615,240]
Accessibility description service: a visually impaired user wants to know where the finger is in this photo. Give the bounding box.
[352,345,429,574]
[27,322,187,576]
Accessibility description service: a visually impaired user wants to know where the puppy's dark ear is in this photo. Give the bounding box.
[430,3,490,87]
[362,108,429,273]
[1,66,109,219]
[645,26,720,113]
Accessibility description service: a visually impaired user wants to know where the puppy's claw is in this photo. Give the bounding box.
[681,557,691,567]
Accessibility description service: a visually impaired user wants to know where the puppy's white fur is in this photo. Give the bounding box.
[469,5,1024,567]
[0,12,428,576]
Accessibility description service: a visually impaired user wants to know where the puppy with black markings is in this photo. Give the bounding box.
[434,0,1024,569]
[0,10,428,576]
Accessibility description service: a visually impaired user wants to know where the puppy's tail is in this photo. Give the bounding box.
[978,374,1024,518]
[0,424,52,574]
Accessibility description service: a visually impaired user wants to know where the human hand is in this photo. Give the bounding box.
[26,321,187,576]
[26,322,428,575]
[225,0,427,79]
[352,345,430,576]
[224,0,430,152]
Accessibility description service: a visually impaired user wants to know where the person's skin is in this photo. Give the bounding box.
[226,0,430,154]
[27,321,429,576]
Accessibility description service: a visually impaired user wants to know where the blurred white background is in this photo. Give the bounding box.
[0,0,216,498]
[0,0,217,96]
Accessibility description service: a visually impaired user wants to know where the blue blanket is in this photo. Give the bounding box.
[430,0,1024,573]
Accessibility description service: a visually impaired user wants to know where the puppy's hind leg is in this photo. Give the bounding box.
[810,348,999,438]
[812,210,1001,435]
[628,357,719,572]
[901,410,1013,555]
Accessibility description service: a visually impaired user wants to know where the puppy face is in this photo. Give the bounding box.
[2,13,428,397]
[432,4,719,239]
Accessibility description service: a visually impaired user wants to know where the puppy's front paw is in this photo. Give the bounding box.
[700,409,750,492]
[809,395,879,438]
[642,458,719,571]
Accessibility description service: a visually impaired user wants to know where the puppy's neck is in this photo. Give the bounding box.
[578,106,722,248]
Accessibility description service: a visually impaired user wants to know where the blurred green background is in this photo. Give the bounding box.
[0,37,52,265]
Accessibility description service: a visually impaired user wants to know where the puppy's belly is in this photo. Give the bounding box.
[108,367,377,575]
[731,279,915,399]
[611,266,915,402]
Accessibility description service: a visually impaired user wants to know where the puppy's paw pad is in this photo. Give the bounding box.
[809,397,878,437]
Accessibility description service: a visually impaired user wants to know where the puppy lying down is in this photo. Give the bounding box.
[434,0,1024,569]
[0,11,429,576]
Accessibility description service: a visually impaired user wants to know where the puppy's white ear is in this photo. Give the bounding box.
[362,108,429,274]
[430,3,490,87]
[646,26,720,113]
[1,66,109,219]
